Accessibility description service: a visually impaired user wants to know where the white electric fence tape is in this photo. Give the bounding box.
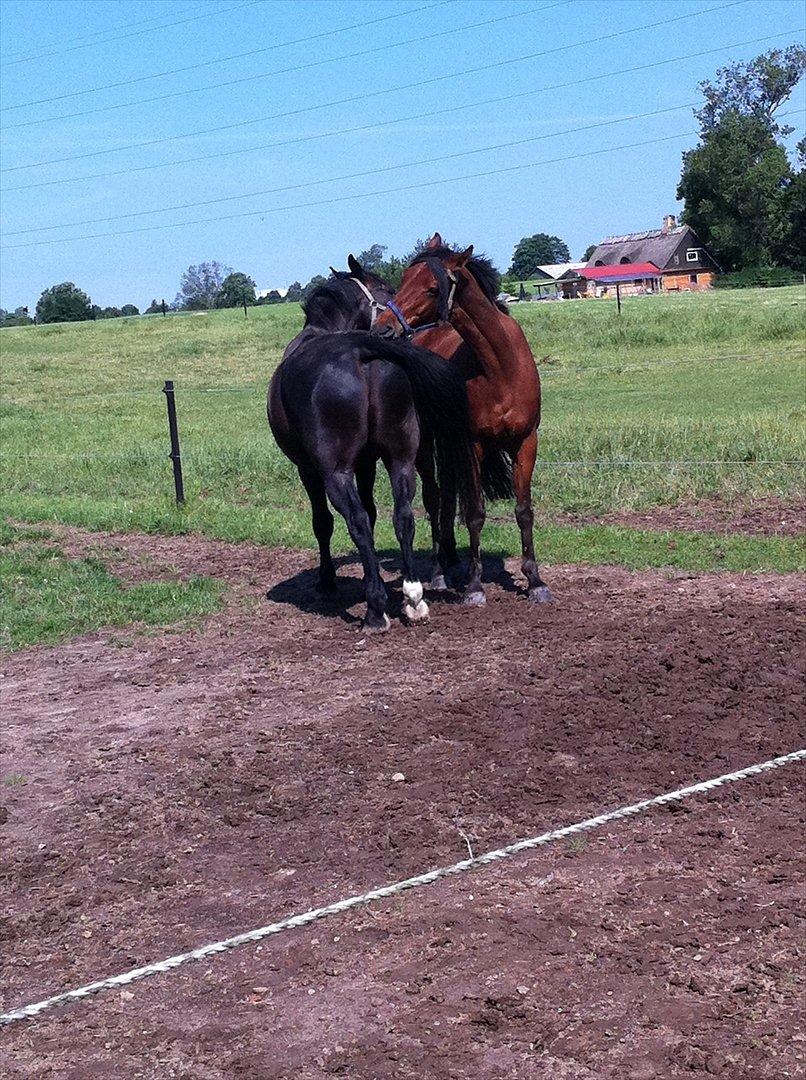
[2,747,803,1027]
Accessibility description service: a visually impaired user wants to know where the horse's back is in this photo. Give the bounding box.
[270,337,417,473]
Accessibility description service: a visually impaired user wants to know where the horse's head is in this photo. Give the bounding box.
[344,254,396,327]
[373,234,474,339]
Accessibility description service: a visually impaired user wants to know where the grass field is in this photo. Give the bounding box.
[1,286,804,582]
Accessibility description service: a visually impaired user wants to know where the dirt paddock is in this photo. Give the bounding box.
[2,529,804,1078]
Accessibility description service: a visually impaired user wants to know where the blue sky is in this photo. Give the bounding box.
[1,0,803,309]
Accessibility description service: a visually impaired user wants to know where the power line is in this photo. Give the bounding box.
[4,102,703,237]
[0,4,198,62]
[1,6,768,177]
[4,106,800,251]
[0,1,457,111]
[0,2,564,130]
[0,1,263,68]
[2,29,794,194]
[0,131,710,250]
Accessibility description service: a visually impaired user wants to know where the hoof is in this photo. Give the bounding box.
[429,573,448,592]
[463,590,486,607]
[363,612,391,633]
[529,585,554,604]
[403,599,430,623]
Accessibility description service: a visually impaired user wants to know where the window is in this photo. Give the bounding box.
[689,273,698,285]
[686,249,700,263]
[619,256,630,264]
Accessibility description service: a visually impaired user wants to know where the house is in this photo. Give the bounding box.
[520,262,587,299]
[566,262,662,299]
[585,215,719,291]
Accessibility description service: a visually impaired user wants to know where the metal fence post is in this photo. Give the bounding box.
[162,380,185,504]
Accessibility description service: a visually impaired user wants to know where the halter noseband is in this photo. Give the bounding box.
[384,268,458,338]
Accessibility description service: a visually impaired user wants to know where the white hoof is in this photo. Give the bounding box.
[363,612,391,633]
[429,574,448,592]
[403,579,424,607]
[403,599,430,622]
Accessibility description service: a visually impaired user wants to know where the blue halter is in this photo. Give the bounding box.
[384,270,458,338]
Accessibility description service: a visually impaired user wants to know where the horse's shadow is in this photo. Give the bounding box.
[266,548,521,623]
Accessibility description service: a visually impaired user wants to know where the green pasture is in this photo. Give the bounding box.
[0,521,222,651]
[1,286,804,580]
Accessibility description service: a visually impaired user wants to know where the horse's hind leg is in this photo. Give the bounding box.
[355,453,378,536]
[417,440,446,590]
[463,446,487,606]
[513,430,552,603]
[389,458,429,622]
[299,468,336,594]
[325,470,389,631]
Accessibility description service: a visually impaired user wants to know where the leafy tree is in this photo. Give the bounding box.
[217,271,256,308]
[120,304,139,316]
[145,298,167,314]
[285,281,303,302]
[508,234,571,278]
[695,45,806,138]
[678,46,806,270]
[678,112,793,271]
[175,261,231,310]
[261,289,283,305]
[581,244,597,262]
[355,244,387,272]
[101,306,122,319]
[0,306,32,327]
[36,282,93,323]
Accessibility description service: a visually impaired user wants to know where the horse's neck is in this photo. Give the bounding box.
[305,299,368,332]
[450,283,518,383]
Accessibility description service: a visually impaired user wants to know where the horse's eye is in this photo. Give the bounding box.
[427,287,439,296]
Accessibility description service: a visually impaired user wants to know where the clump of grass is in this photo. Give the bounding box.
[0,522,223,650]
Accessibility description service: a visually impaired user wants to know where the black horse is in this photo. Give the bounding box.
[268,287,474,631]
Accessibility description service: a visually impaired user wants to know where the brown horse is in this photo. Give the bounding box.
[374,234,552,605]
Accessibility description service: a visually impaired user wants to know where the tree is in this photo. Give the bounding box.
[777,138,806,270]
[100,306,122,319]
[261,289,283,305]
[581,244,597,262]
[678,45,806,270]
[678,113,792,269]
[217,271,256,308]
[695,45,806,138]
[0,306,32,327]
[355,244,387,272]
[145,298,167,314]
[175,261,230,310]
[508,234,571,278]
[285,281,303,302]
[120,304,139,316]
[36,282,93,323]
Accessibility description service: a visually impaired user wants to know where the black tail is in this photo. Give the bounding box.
[347,333,476,514]
[480,448,514,501]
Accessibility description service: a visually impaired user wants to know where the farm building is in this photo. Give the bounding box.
[585,215,719,291]
[560,262,663,298]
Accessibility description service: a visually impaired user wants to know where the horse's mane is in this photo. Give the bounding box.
[410,245,508,314]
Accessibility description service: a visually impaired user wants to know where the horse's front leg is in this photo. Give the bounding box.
[513,430,552,603]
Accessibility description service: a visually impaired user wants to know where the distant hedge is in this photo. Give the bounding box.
[713,266,802,289]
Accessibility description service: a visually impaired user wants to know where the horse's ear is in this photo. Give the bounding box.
[329,266,338,276]
[347,254,364,279]
[427,233,443,249]
[455,245,474,266]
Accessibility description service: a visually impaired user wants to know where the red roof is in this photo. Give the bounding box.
[579,262,661,281]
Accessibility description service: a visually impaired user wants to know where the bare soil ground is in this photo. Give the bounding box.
[1,527,804,1079]
[545,497,805,538]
